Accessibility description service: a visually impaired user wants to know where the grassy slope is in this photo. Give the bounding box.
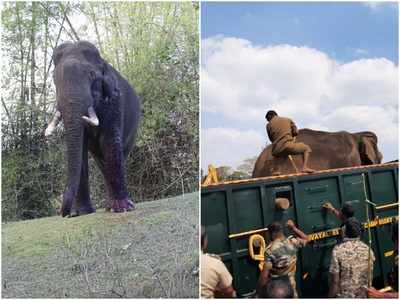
[2,192,199,298]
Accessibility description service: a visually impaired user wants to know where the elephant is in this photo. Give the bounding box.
[252,129,382,178]
[45,41,141,217]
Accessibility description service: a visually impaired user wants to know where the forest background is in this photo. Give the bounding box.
[1,2,199,221]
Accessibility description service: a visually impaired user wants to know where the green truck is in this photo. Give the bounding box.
[201,162,398,297]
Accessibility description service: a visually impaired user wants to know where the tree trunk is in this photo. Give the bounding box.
[30,2,36,107]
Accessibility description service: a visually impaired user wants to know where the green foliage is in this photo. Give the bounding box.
[216,166,233,181]
[1,2,199,221]
[227,171,248,181]
[236,156,258,177]
[206,157,257,183]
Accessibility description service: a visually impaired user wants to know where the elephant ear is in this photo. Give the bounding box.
[101,63,120,99]
[358,132,382,164]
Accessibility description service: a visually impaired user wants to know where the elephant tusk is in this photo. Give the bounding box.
[45,110,62,137]
[82,106,99,126]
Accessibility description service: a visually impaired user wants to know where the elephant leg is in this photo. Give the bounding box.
[76,145,96,215]
[73,134,95,216]
[90,138,134,213]
[101,133,134,213]
[88,153,113,212]
[103,179,114,212]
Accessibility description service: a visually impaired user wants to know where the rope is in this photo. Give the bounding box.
[287,136,300,173]
[362,173,373,288]
[288,155,299,173]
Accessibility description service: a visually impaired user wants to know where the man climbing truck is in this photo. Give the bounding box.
[265,110,314,173]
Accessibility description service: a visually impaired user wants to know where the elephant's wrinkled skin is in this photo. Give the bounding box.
[46,41,140,217]
[252,129,382,178]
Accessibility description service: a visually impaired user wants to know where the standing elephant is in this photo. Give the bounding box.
[252,129,382,178]
[45,41,141,217]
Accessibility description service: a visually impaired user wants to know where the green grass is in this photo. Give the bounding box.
[3,211,125,258]
[2,192,199,298]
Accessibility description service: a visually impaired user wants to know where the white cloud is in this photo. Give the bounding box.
[202,36,398,167]
[363,2,397,11]
[201,128,264,170]
[364,2,384,10]
[354,48,368,56]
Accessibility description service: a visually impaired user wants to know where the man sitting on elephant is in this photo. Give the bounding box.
[265,110,314,173]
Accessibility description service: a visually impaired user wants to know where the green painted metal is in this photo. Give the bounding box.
[201,163,399,297]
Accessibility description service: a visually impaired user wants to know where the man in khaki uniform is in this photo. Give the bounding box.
[201,227,236,298]
[265,110,314,173]
[257,220,309,297]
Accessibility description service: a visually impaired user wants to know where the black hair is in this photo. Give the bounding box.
[268,222,283,237]
[341,202,355,219]
[265,110,278,121]
[344,217,362,238]
[201,226,207,248]
[259,276,294,298]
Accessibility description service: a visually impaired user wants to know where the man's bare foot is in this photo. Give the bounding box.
[302,167,315,173]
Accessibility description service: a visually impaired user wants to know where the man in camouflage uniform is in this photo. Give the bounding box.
[201,226,236,298]
[257,220,309,297]
[328,217,375,298]
[265,110,314,173]
[323,201,355,224]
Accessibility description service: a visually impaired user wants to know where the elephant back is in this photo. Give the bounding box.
[251,128,371,178]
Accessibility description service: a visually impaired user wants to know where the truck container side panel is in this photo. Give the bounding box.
[294,177,341,297]
[231,186,263,295]
[342,174,367,221]
[232,187,263,250]
[370,169,398,286]
[259,186,269,229]
[226,188,241,291]
[374,224,394,286]
[296,178,341,232]
[201,163,399,298]
[201,191,230,254]
[370,171,397,209]
[267,185,296,236]
[300,243,333,297]
[291,180,303,295]
[236,255,259,296]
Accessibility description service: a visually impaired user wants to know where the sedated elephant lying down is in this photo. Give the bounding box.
[45,41,141,217]
[252,129,383,178]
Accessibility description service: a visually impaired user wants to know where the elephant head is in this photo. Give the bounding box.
[354,131,383,165]
[45,41,110,216]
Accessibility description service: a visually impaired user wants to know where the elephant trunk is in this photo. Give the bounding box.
[61,103,85,217]
[55,58,95,216]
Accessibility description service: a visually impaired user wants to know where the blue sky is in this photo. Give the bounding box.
[202,2,398,63]
[201,2,398,170]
